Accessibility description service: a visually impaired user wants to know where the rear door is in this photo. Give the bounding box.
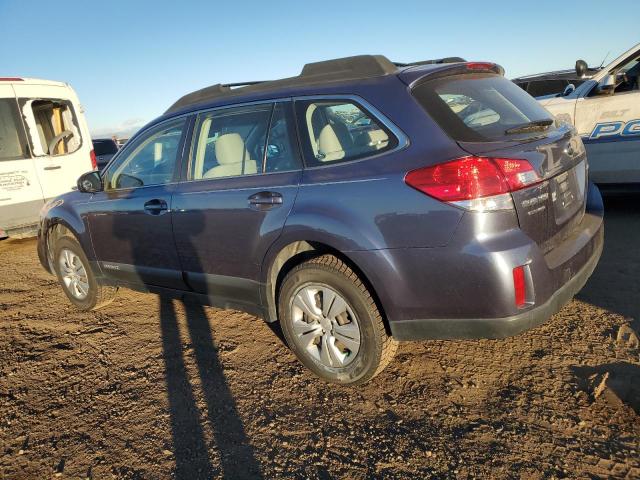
[171,101,302,310]
[86,117,190,289]
[412,72,588,252]
[13,83,93,201]
[0,85,44,234]
[573,53,640,184]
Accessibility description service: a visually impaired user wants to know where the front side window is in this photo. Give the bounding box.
[20,99,82,156]
[190,104,272,180]
[103,118,186,190]
[0,98,28,161]
[296,100,396,167]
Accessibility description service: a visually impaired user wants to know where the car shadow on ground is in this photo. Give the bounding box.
[159,297,263,479]
[577,194,640,329]
[571,362,640,414]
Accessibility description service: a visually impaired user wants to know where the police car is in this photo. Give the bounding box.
[539,43,640,187]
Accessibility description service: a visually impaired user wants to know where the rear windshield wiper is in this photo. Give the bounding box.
[504,119,554,135]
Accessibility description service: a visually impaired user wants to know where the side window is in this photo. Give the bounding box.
[190,104,272,180]
[20,99,82,156]
[264,103,301,173]
[296,100,397,167]
[103,118,186,190]
[614,56,640,94]
[0,98,28,161]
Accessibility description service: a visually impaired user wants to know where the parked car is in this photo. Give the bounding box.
[539,43,640,187]
[92,138,119,170]
[37,55,604,384]
[512,66,598,99]
[0,77,95,239]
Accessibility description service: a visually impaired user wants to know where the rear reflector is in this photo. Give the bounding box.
[405,156,541,211]
[513,266,526,308]
[90,149,97,170]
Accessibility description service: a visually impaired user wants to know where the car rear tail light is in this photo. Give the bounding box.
[405,156,541,211]
[465,62,496,71]
[513,265,526,308]
[90,149,97,170]
[0,77,24,81]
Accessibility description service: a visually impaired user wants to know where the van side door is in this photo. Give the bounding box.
[0,86,44,235]
[171,102,302,313]
[13,83,93,201]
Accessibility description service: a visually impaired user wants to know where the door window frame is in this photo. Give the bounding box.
[101,114,194,192]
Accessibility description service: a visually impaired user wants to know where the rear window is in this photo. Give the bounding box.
[412,74,554,143]
[93,139,118,156]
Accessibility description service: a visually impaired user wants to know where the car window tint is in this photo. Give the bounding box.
[0,98,28,161]
[297,100,396,166]
[190,104,272,180]
[104,118,186,190]
[93,140,119,156]
[264,103,301,173]
[413,74,554,142]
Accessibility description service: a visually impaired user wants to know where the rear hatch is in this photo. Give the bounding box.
[411,71,588,253]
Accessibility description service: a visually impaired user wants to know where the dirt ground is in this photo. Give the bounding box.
[0,197,639,480]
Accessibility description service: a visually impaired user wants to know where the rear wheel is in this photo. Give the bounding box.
[278,254,397,385]
[53,236,117,311]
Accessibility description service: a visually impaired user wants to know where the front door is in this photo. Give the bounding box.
[171,102,302,310]
[87,117,190,289]
[574,54,640,184]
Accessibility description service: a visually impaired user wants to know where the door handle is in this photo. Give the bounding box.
[44,165,61,171]
[144,199,169,215]
[248,191,283,210]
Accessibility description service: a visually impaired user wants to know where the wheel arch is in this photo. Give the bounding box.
[262,240,391,335]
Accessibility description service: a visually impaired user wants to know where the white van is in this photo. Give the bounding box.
[0,77,94,238]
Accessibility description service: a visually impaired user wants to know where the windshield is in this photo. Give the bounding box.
[412,74,554,142]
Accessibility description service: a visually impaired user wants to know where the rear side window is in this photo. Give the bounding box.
[190,104,272,180]
[0,98,28,161]
[526,79,567,97]
[412,74,554,142]
[296,100,397,167]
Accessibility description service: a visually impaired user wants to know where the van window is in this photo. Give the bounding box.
[412,74,554,143]
[296,100,397,166]
[21,99,82,156]
[0,99,28,161]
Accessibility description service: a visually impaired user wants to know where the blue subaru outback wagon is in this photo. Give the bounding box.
[38,55,604,384]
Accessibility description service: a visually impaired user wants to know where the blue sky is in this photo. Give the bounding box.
[1,0,638,137]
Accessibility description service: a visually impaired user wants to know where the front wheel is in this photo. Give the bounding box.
[53,236,117,311]
[278,255,397,385]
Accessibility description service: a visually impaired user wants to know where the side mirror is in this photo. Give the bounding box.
[596,74,616,95]
[562,83,576,96]
[575,59,588,77]
[77,171,103,193]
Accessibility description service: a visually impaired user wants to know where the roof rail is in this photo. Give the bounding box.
[165,54,463,114]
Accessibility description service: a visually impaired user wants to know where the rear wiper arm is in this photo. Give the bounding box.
[505,119,554,135]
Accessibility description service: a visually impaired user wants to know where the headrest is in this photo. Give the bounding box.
[215,133,248,165]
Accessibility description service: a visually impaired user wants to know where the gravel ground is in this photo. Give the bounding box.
[0,196,639,479]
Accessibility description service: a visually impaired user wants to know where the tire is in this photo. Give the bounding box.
[278,254,397,385]
[52,236,117,311]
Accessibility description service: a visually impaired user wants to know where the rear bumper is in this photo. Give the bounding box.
[349,182,604,341]
[389,223,603,340]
